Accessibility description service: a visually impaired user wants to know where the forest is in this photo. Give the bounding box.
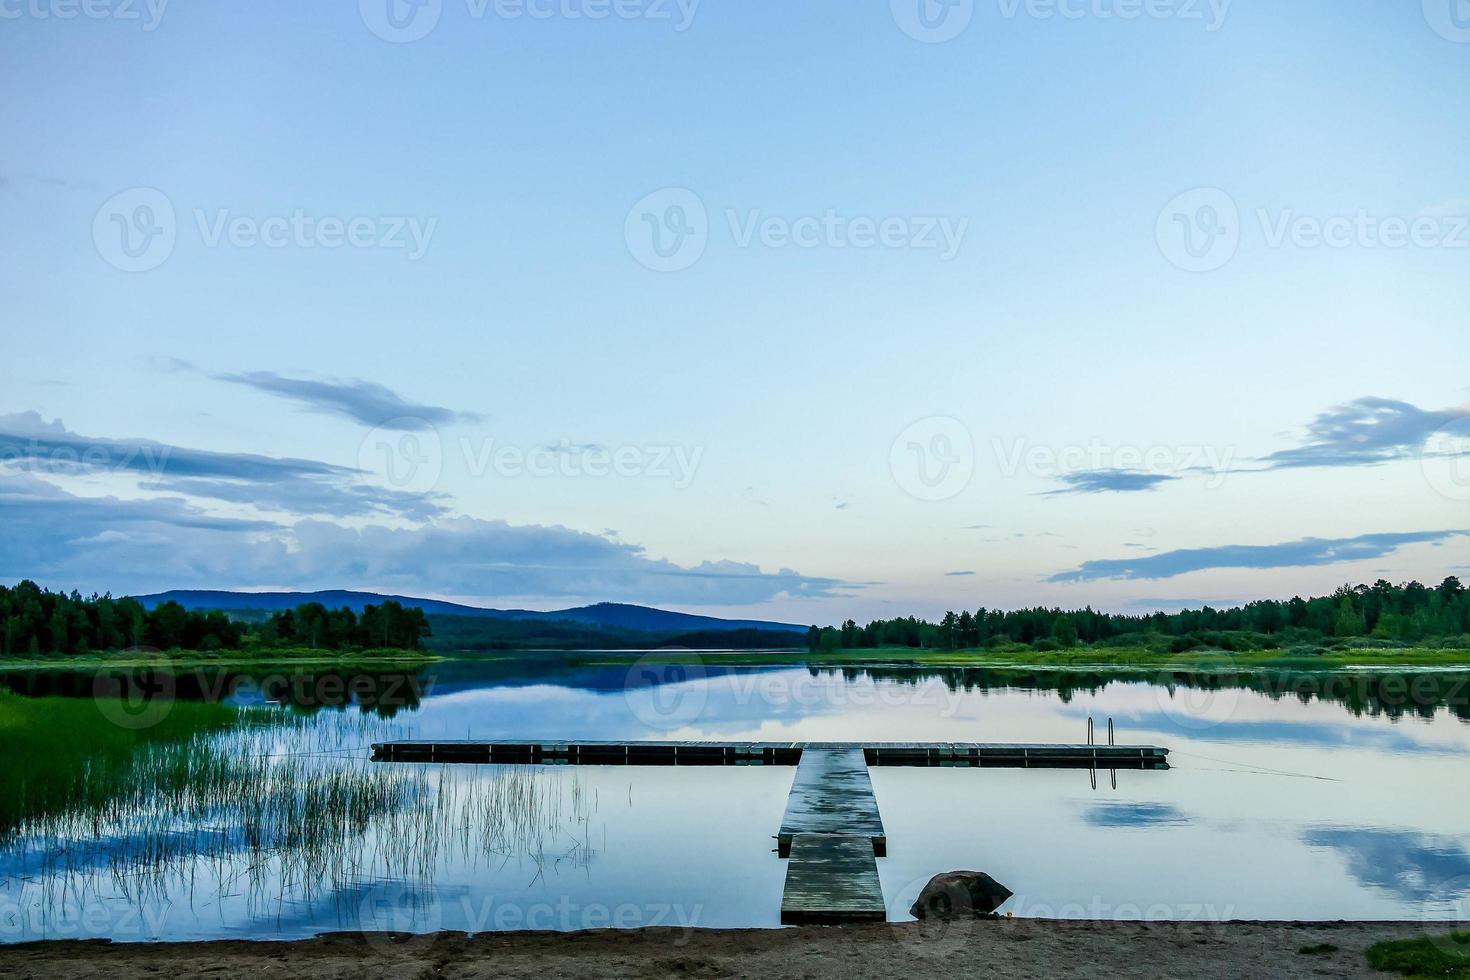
[805,577,1470,654]
[0,581,429,657]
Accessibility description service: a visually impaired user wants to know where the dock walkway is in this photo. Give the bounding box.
[371,738,1169,924]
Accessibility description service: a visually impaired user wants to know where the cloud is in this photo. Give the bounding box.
[1302,828,1470,903]
[213,371,483,430]
[1050,530,1468,582]
[944,571,975,577]
[541,440,608,456]
[0,476,845,606]
[1260,396,1470,470]
[0,411,445,520]
[0,470,287,581]
[1041,469,1179,495]
[1081,802,1188,828]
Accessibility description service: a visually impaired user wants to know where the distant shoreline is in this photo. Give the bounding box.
[7,645,1470,673]
[571,645,1470,671]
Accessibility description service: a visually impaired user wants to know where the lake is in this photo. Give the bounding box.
[3,658,1469,943]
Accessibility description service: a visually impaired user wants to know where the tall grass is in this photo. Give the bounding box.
[3,698,596,932]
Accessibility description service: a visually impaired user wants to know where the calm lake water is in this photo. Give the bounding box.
[3,657,1470,942]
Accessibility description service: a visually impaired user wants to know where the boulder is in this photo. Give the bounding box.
[909,871,1013,919]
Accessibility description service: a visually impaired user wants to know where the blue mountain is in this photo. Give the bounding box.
[134,590,806,634]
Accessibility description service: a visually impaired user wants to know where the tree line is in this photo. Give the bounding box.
[1,581,244,657]
[259,601,430,651]
[0,581,430,657]
[806,577,1470,653]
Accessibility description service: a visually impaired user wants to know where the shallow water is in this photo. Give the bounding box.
[2,658,1469,942]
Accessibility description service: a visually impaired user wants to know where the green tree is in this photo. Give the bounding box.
[1334,595,1365,637]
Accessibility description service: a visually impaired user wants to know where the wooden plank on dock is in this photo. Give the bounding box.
[779,834,886,924]
[777,746,886,856]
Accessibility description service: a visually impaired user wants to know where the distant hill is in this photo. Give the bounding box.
[134,590,807,634]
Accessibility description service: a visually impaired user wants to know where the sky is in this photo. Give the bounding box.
[1,0,1468,624]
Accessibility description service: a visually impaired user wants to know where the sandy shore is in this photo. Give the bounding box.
[0,920,1433,979]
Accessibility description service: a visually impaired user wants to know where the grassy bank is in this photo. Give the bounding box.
[569,645,1470,671]
[0,645,443,671]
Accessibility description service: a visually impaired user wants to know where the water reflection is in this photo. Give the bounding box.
[1302,828,1470,903]
[3,659,1470,940]
[1081,802,1189,828]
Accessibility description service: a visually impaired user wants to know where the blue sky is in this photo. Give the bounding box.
[2,0,1468,622]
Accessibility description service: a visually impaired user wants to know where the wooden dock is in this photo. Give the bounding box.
[777,746,885,856]
[370,739,1169,769]
[780,834,886,924]
[775,747,888,924]
[371,738,1169,924]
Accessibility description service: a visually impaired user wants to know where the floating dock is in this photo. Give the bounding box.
[370,739,1170,769]
[371,738,1169,924]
